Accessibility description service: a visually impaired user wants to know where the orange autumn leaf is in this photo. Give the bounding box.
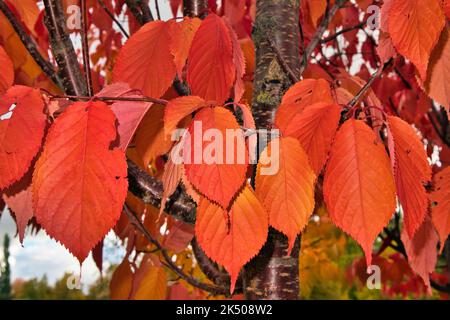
[279,103,341,174]
[0,86,46,189]
[131,256,167,300]
[323,119,396,266]
[164,95,205,137]
[183,107,248,208]
[225,21,246,102]
[2,167,33,242]
[401,215,439,292]
[387,0,445,80]
[255,137,316,252]
[110,258,133,300]
[32,101,128,262]
[0,46,14,94]
[424,28,450,112]
[135,104,174,167]
[187,14,236,103]
[276,79,334,132]
[113,21,176,98]
[387,116,431,237]
[430,167,450,247]
[168,17,202,79]
[196,185,268,293]
[281,78,333,106]
[159,146,183,216]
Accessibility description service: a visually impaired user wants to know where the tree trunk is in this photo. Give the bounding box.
[183,0,208,18]
[244,0,301,300]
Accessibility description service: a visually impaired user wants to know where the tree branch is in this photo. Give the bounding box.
[123,205,228,295]
[125,0,145,25]
[137,0,154,23]
[127,160,196,225]
[97,0,129,38]
[81,0,93,96]
[183,0,208,18]
[321,21,365,43]
[43,0,87,96]
[0,0,63,88]
[299,0,348,76]
[347,57,393,108]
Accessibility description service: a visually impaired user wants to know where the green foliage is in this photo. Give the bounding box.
[0,234,11,299]
[12,266,115,300]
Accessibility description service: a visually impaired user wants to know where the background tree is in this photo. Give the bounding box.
[0,0,449,300]
[0,234,11,300]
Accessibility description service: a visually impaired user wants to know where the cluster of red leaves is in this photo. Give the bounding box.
[0,0,449,297]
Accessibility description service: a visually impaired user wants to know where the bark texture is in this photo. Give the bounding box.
[252,0,301,128]
[244,0,302,300]
[43,0,87,96]
[183,0,208,18]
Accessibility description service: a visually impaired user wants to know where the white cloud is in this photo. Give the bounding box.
[0,210,126,290]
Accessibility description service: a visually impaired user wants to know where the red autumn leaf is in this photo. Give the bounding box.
[281,78,333,106]
[159,144,183,216]
[183,107,248,208]
[0,46,14,94]
[181,166,201,204]
[443,0,450,19]
[401,215,439,292]
[430,167,450,247]
[168,17,202,79]
[2,166,33,242]
[98,83,153,151]
[225,21,246,102]
[113,21,176,98]
[187,14,236,103]
[424,28,450,112]
[164,95,205,137]
[196,185,268,293]
[255,137,316,253]
[92,239,103,273]
[0,86,46,189]
[323,119,397,266]
[32,101,128,262]
[387,0,445,80]
[387,116,432,237]
[278,103,341,174]
[161,219,194,253]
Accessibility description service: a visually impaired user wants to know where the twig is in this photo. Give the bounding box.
[0,0,63,88]
[321,21,365,43]
[347,57,393,108]
[81,0,93,96]
[299,0,348,76]
[138,0,154,22]
[123,205,228,295]
[268,37,299,83]
[154,0,161,20]
[97,0,129,38]
[428,111,450,147]
[42,91,168,105]
[125,0,144,25]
